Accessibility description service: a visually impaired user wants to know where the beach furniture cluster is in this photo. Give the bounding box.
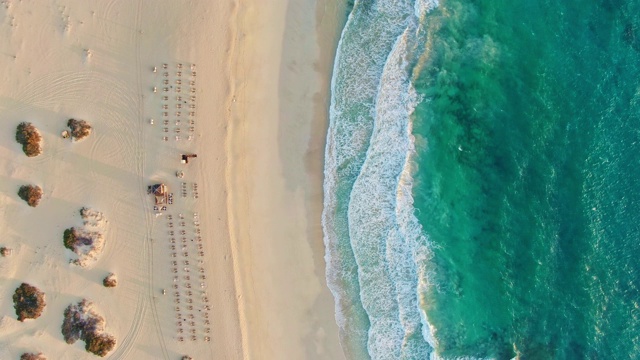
[164,212,211,342]
[151,63,197,142]
[149,61,209,344]
[179,182,198,199]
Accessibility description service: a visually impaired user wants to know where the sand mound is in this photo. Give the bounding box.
[80,207,107,227]
[61,299,116,357]
[62,208,107,267]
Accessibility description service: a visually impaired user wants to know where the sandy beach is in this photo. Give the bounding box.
[0,0,345,359]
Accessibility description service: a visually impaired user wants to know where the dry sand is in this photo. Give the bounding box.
[0,0,345,359]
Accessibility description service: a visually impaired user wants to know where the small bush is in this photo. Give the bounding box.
[85,333,116,357]
[20,352,47,360]
[103,273,117,288]
[63,228,77,250]
[0,247,11,256]
[13,283,46,321]
[18,185,43,207]
[67,119,92,141]
[15,122,43,157]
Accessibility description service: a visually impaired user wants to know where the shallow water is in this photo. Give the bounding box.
[323,0,640,358]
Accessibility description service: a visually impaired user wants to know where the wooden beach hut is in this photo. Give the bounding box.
[148,183,168,205]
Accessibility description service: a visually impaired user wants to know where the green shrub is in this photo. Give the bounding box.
[13,283,46,321]
[67,119,92,140]
[61,299,116,356]
[103,273,117,288]
[84,333,116,357]
[18,185,43,207]
[63,228,77,250]
[15,122,42,157]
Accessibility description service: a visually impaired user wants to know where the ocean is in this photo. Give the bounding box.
[322,0,640,358]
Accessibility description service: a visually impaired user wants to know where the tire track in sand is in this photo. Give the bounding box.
[108,284,147,359]
[131,0,169,358]
[108,0,157,357]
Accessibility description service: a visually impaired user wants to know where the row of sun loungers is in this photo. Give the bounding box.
[163,210,210,342]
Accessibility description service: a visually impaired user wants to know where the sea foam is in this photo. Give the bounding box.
[323,0,439,358]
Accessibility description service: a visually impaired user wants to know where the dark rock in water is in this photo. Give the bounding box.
[623,23,640,51]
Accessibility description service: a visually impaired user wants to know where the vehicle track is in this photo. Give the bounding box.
[132,0,169,358]
[108,291,147,359]
[110,1,166,358]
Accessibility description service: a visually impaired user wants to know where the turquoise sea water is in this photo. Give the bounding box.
[323,0,640,358]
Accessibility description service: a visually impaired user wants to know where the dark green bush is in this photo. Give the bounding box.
[63,228,77,250]
[18,185,43,207]
[67,119,92,140]
[13,283,46,321]
[15,122,42,157]
[61,300,116,356]
[84,333,116,357]
[103,273,117,288]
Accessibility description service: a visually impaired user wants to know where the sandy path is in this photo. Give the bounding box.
[227,1,347,359]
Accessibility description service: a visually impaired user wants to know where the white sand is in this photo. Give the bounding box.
[0,0,345,359]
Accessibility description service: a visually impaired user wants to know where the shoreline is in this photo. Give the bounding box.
[227,0,347,358]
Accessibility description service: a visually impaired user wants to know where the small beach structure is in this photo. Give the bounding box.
[181,154,197,164]
[148,183,168,205]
